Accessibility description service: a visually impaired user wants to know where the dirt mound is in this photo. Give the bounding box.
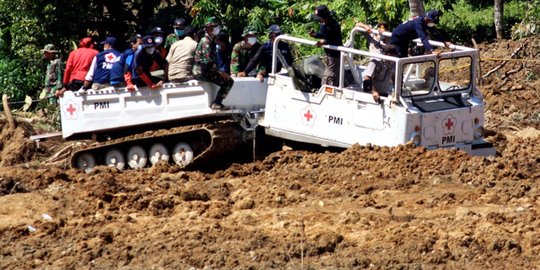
[0,120,36,166]
[1,37,540,268]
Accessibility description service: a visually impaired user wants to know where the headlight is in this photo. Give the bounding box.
[474,126,485,139]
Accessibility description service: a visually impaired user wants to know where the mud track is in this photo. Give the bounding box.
[0,38,539,269]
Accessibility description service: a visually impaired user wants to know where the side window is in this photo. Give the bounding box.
[439,56,472,92]
[401,61,436,97]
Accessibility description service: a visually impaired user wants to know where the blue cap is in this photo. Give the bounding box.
[100,36,116,46]
[268,24,282,34]
[141,35,155,47]
[426,9,442,24]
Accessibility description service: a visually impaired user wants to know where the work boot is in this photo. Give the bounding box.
[210,102,229,110]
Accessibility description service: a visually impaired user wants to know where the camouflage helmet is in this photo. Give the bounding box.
[242,25,257,37]
[41,44,57,53]
[204,16,218,26]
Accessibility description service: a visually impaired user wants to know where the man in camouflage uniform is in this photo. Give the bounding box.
[41,44,63,105]
[165,18,188,51]
[232,26,263,77]
[193,17,234,110]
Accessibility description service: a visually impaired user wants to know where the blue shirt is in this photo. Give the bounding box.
[390,16,443,53]
[110,48,136,84]
[216,45,231,74]
[88,49,121,84]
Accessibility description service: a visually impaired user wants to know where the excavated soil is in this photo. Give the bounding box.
[1,38,539,269]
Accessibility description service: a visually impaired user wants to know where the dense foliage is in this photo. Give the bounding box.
[0,0,537,103]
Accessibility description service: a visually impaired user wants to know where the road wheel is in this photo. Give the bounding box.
[75,153,96,173]
[172,142,194,166]
[149,143,170,166]
[127,145,147,169]
[105,148,126,170]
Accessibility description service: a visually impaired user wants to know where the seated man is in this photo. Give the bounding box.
[166,26,198,82]
[165,18,189,51]
[83,36,121,91]
[193,17,234,110]
[231,26,262,77]
[110,34,142,90]
[243,24,294,81]
[133,35,168,89]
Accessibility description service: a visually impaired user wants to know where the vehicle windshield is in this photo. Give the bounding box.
[401,61,436,97]
[400,56,473,97]
[438,56,472,92]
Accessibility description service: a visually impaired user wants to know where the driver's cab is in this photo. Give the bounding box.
[398,52,478,106]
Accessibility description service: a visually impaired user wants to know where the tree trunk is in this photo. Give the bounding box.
[2,94,17,130]
[408,0,425,18]
[494,0,504,39]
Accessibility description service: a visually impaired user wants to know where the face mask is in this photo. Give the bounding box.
[175,29,185,37]
[427,22,436,28]
[154,36,163,46]
[247,37,257,45]
[212,26,221,36]
[145,47,155,54]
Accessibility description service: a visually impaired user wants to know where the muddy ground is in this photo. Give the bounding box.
[0,38,539,269]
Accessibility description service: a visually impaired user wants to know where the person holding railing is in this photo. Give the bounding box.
[389,9,451,58]
[355,21,393,103]
[309,5,343,87]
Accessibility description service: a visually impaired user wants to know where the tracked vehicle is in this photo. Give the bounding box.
[260,28,495,156]
[59,79,266,172]
[58,28,494,172]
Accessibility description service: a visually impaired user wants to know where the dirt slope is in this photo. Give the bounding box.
[0,38,539,269]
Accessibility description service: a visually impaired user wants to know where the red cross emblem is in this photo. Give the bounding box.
[67,104,76,115]
[444,118,454,130]
[105,52,116,62]
[442,115,456,135]
[304,110,313,121]
[301,106,316,126]
[63,101,80,120]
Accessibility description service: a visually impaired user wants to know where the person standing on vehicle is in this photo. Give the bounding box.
[231,26,262,78]
[244,24,294,82]
[110,34,142,90]
[309,5,343,87]
[57,37,98,97]
[82,37,121,91]
[390,9,450,58]
[167,26,198,82]
[355,21,393,103]
[41,44,63,104]
[193,17,234,110]
[165,18,189,51]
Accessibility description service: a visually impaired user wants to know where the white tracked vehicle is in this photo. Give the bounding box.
[59,79,266,172]
[58,28,494,172]
[259,28,495,156]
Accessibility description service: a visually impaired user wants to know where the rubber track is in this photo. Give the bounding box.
[70,120,248,170]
